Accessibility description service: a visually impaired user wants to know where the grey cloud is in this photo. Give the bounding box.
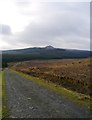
[16,3,89,49]
[2,2,90,50]
[0,24,12,35]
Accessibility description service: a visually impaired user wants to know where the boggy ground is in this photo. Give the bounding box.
[13,58,91,96]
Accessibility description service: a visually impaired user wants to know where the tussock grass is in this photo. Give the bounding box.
[13,58,91,95]
[14,70,91,109]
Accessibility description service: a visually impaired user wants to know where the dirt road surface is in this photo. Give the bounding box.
[3,69,91,118]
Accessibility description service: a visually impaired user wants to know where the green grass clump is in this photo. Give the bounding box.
[14,70,91,109]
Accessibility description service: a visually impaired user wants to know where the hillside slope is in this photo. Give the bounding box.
[2,46,91,64]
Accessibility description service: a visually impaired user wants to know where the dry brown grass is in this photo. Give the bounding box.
[12,58,91,96]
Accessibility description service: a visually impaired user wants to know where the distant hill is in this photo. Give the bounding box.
[44,45,55,49]
[2,46,91,67]
[2,46,66,54]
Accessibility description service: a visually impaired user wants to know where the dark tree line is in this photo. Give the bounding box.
[2,50,91,68]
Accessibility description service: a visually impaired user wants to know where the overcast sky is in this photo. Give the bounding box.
[0,0,91,50]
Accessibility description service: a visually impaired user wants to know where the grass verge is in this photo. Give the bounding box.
[14,70,91,109]
[2,70,9,119]
[0,71,2,119]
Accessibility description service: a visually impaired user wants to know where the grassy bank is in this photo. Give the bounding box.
[0,71,2,119]
[2,70,9,118]
[14,70,91,109]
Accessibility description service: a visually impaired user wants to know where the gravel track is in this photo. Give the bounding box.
[4,68,91,118]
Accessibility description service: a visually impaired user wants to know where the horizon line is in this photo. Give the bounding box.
[1,46,90,51]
